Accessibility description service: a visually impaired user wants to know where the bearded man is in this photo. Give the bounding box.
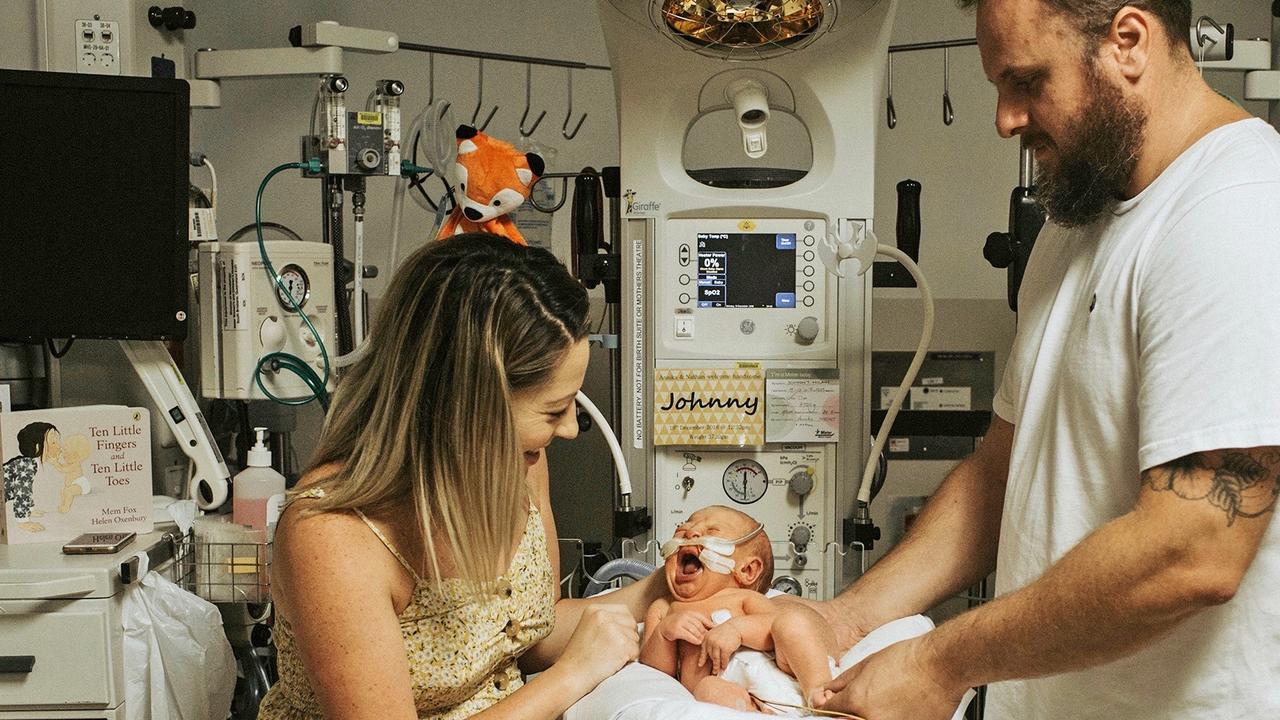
[807,2,1280,718]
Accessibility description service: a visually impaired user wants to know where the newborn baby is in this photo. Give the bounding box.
[639,505,837,714]
[54,434,92,513]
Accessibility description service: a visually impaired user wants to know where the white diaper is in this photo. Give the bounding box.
[718,650,837,717]
[72,476,91,494]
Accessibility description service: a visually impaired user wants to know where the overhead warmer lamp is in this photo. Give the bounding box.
[610,0,843,61]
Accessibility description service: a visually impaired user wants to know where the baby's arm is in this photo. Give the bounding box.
[641,598,716,678]
[639,598,677,675]
[699,593,779,674]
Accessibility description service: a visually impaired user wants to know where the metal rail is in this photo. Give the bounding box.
[399,41,611,71]
[889,38,978,54]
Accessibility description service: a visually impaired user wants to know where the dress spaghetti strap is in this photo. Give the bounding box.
[352,508,426,585]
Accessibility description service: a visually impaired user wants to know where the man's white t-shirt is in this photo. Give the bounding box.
[987,118,1280,719]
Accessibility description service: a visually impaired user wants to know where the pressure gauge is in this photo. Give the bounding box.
[722,458,768,504]
[772,576,803,596]
[275,264,310,310]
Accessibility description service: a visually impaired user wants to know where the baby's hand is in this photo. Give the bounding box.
[659,610,713,644]
[699,623,742,674]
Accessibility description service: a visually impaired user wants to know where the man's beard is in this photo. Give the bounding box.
[1031,63,1147,228]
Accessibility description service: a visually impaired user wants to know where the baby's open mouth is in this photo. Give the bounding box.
[677,547,703,579]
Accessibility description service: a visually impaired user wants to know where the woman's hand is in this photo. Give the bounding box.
[658,610,714,644]
[555,604,641,693]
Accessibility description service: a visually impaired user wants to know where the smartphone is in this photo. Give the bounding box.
[61,531,137,555]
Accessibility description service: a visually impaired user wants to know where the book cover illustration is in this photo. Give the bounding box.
[1,406,153,544]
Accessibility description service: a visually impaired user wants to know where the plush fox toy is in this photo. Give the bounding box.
[436,125,545,245]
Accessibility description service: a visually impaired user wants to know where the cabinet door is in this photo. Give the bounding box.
[0,598,117,709]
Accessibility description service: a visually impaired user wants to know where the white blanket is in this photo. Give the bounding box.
[564,614,975,720]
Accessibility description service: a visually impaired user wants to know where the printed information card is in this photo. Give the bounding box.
[654,366,765,446]
[766,368,841,443]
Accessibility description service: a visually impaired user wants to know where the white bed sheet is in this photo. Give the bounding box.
[564,614,975,720]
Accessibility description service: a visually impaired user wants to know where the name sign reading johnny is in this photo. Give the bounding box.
[654,367,765,446]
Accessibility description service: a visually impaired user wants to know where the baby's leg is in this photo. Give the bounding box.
[677,642,714,695]
[59,480,76,513]
[693,675,767,714]
[771,605,838,708]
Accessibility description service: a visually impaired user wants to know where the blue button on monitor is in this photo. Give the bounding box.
[775,293,796,308]
[776,234,797,250]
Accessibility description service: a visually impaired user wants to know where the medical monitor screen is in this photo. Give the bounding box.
[696,232,797,309]
[0,69,189,341]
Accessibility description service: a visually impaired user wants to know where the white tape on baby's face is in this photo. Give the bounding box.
[700,536,737,556]
[699,547,736,574]
[661,535,736,574]
[660,522,764,574]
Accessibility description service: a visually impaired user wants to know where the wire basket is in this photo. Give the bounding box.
[172,531,273,604]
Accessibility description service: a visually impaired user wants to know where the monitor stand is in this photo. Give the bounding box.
[119,340,230,510]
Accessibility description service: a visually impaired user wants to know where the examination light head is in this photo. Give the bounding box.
[607,0,870,60]
[663,0,827,51]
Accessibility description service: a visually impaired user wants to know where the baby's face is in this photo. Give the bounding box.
[64,438,90,463]
[664,506,763,602]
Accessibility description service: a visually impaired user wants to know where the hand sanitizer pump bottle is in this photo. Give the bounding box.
[233,427,287,533]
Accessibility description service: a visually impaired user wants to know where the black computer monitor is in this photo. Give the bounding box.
[0,69,190,341]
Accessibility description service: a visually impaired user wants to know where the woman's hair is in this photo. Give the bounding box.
[16,422,57,460]
[303,234,589,594]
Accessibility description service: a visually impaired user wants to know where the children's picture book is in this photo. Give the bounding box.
[1,405,153,544]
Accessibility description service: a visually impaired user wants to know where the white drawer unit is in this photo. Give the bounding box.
[0,599,120,708]
[0,531,175,718]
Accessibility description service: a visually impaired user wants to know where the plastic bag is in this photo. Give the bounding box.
[122,564,236,720]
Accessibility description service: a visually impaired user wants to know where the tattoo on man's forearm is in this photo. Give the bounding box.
[1141,449,1280,525]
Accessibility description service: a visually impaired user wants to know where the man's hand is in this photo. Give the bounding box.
[698,623,743,674]
[820,637,967,720]
[659,610,714,644]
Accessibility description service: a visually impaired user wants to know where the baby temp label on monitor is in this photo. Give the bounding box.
[653,367,764,446]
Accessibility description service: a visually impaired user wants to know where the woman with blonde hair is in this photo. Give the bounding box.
[259,234,664,719]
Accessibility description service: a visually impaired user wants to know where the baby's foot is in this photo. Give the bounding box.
[806,686,834,708]
[693,676,755,713]
[18,521,45,532]
[30,509,45,517]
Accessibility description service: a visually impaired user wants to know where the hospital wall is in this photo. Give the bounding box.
[0,0,1271,588]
